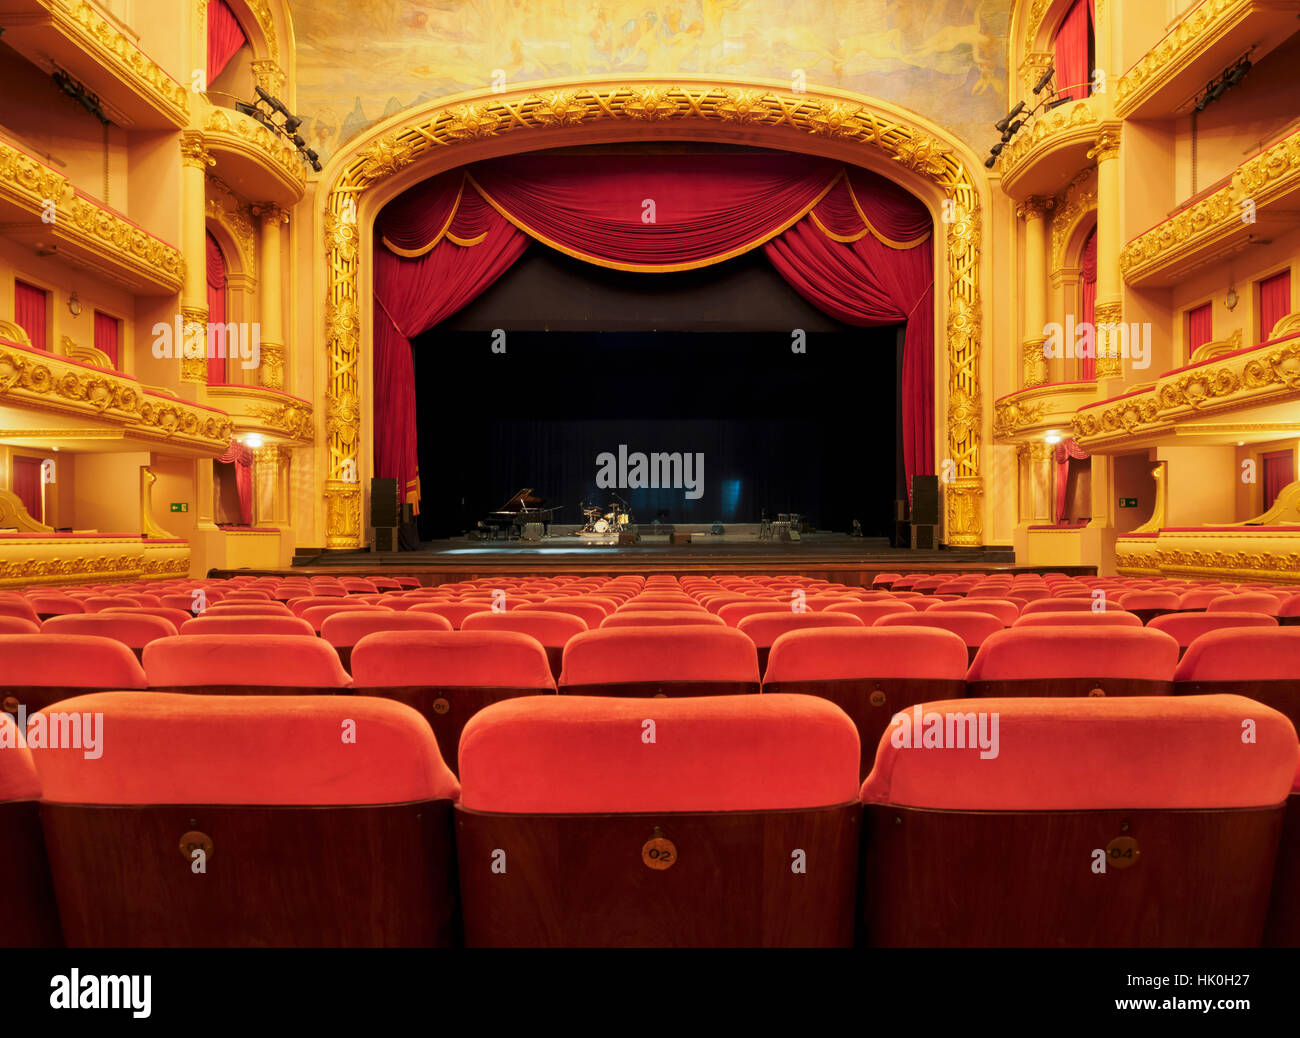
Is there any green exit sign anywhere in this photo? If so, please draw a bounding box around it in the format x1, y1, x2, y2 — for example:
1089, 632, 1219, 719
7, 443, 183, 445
170, 502, 190, 513
1118, 497, 1138, 508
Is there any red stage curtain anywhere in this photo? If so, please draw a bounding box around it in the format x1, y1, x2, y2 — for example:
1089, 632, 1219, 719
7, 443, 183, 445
94, 310, 119, 368
11, 456, 43, 524
1079, 227, 1097, 379
374, 155, 936, 509
218, 440, 254, 526
1260, 270, 1291, 341
1053, 0, 1094, 102
207, 0, 247, 85
374, 191, 529, 509
1263, 450, 1295, 511
206, 231, 227, 385
1187, 302, 1212, 358
14, 280, 48, 350
1054, 438, 1090, 523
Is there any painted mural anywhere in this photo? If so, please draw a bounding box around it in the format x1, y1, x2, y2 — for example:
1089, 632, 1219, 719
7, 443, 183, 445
287, 0, 1011, 161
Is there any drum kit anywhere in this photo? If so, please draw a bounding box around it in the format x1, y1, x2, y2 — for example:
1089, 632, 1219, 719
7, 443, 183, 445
581, 496, 633, 534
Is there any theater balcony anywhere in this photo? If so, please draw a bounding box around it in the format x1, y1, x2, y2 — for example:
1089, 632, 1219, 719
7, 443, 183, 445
201, 102, 306, 206
1070, 321, 1300, 452
994, 381, 1100, 443
0, 336, 234, 454
0, 132, 184, 294
1114, 0, 1300, 121
997, 96, 1110, 201
0, 0, 188, 129
1119, 121, 1300, 288
202, 384, 313, 444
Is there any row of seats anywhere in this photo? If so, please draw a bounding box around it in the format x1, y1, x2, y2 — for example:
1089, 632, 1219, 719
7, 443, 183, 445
2, 690, 1296, 947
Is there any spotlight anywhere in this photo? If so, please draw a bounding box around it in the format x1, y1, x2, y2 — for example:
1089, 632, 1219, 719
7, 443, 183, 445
283, 115, 302, 134
984, 153, 998, 169
989, 142, 1004, 156
1032, 66, 1056, 95
1225, 58, 1251, 87
304, 148, 319, 164
291, 134, 306, 148
995, 101, 1025, 134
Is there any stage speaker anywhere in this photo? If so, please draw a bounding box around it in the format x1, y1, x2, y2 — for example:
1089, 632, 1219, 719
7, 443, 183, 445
910, 524, 938, 551
911, 475, 940, 527
618, 531, 637, 546
894, 498, 909, 522
373, 526, 398, 552
370, 478, 400, 528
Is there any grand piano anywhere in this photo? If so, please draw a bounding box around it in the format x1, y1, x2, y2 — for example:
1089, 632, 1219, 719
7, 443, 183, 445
478, 488, 559, 540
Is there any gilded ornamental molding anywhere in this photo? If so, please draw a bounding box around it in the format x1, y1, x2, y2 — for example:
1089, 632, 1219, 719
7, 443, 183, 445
322, 78, 986, 548
1120, 125, 1300, 285
202, 105, 307, 201
1072, 331, 1300, 449
0, 133, 184, 294
203, 383, 313, 441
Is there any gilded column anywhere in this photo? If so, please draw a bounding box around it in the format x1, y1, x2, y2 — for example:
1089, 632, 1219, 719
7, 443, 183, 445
253, 204, 289, 390
1017, 196, 1053, 387
180, 132, 215, 384
1090, 125, 1123, 380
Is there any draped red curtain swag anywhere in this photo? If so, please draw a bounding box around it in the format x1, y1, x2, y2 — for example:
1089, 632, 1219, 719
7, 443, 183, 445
218, 440, 254, 527
207, 0, 247, 85
1054, 437, 1090, 524
373, 153, 936, 512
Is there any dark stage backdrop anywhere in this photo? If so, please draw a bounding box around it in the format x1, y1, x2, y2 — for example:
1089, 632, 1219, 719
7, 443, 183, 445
413, 328, 902, 539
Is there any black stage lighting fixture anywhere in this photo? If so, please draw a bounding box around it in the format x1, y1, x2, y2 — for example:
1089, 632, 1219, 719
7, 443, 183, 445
995, 101, 1025, 133
984, 153, 998, 169
1033, 66, 1056, 94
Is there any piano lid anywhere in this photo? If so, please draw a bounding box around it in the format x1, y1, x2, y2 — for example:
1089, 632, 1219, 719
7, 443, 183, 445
498, 488, 543, 512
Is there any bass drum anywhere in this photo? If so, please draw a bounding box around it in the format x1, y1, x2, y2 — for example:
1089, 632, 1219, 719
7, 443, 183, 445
593, 519, 610, 534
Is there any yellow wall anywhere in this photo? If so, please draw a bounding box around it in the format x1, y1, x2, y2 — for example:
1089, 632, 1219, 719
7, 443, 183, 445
72, 452, 150, 533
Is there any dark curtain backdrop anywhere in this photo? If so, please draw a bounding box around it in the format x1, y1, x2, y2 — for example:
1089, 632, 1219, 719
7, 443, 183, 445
11, 456, 43, 524
93, 310, 119, 369
414, 329, 900, 539
14, 281, 47, 351
375, 150, 935, 513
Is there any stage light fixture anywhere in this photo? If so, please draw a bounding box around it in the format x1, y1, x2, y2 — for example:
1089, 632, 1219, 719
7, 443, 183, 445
1032, 66, 1056, 95
989, 142, 1004, 156
984, 154, 997, 169
995, 101, 1025, 134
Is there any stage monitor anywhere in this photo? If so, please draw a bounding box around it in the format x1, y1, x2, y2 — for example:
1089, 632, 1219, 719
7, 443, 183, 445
911, 475, 940, 527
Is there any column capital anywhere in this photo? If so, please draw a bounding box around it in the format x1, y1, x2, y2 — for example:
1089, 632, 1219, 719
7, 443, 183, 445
180, 133, 214, 169
252, 203, 291, 225
1016, 195, 1056, 222
1089, 125, 1121, 164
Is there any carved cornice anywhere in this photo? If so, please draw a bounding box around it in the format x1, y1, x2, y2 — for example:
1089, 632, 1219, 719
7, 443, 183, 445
323, 78, 986, 548
202, 104, 306, 202
1120, 126, 1300, 286
1072, 331, 1300, 449
0, 341, 234, 450
0, 134, 184, 293
203, 384, 313, 441
1015, 195, 1055, 221
996, 99, 1101, 196
994, 380, 1099, 441
1116, 538, 1300, 583
0, 538, 190, 588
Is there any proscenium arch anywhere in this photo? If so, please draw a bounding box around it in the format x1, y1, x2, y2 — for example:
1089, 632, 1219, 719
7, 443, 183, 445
319, 75, 987, 549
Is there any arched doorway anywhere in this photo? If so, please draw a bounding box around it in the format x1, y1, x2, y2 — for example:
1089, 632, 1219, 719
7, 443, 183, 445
318, 76, 987, 548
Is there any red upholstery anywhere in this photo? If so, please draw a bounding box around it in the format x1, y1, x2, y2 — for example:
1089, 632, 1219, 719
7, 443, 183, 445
100, 606, 196, 630
1020, 597, 1106, 615
617, 600, 708, 613
409, 602, 500, 629
24, 595, 84, 617
1012, 610, 1142, 627
179, 615, 317, 637
763, 627, 968, 682
41, 613, 177, 648
927, 598, 1019, 626
715, 601, 788, 626
861, 695, 1298, 810
351, 630, 555, 689
1147, 611, 1279, 646
287, 595, 356, 617
824, 601, 919, 624
1116, 591, 1180, 611
461, 610, 587, 647
319, 610, 453, 648
967, 627, 1179, 681
874, 610, 1005, 648
0, 599, 40, 624
599, 611, 726, 628
143, 635, 352, 689
517, 601, 608, 627
301, 602, 390, 631
0, 712, 40, 801
1177, 589, 1227, 610
1206, 592, 1283, 616
559, 627, 760, 687
204, 603, 293, 617
459, 694, 859, 813
0, 634, 145, 688
31, 693, 458, 805
0, 615, 39, 634
1174, 627, 1300, 682
735, 610, 865, 648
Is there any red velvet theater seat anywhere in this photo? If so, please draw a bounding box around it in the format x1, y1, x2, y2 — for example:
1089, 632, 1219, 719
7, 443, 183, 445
319, 610, 453, 671
143, 635, 352, 694
559, 626, 760, 697
715, 601, 788, 627
1173, 628, 1300, 728
0, 633, 146, 716
455, 693, 860, 947
736, 611, 866, 674
179, 615, 318, 639
966, 627, 1178, 697
861, 695, 1298, 947
0, 597, 41, 624
203, 603, 294, 618
461, 610, 588, 681
1012, 610, 1142, 628
873, 610, 1004, 664
31, 693, 460, 947
824, 600, 919, 625
762, 627, 968, 780
1020, 597, 1109, 615
926, 598, 1020, 626
350, 629, 555, 774
1268, 761, 1300, 947
1146, 612, 1280, 662
0, 615, 40, 634
599, 610, 727, 628
41, 613, 178, 659
101, 605, 197, 630
0, 712, 61, 947
1114, 590, 1181, 624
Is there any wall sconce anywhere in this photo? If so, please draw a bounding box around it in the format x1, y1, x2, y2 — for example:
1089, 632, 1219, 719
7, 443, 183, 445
67, 291, 82, 316
1045, 432, 1062, 444
1225, 284, 1238, 311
